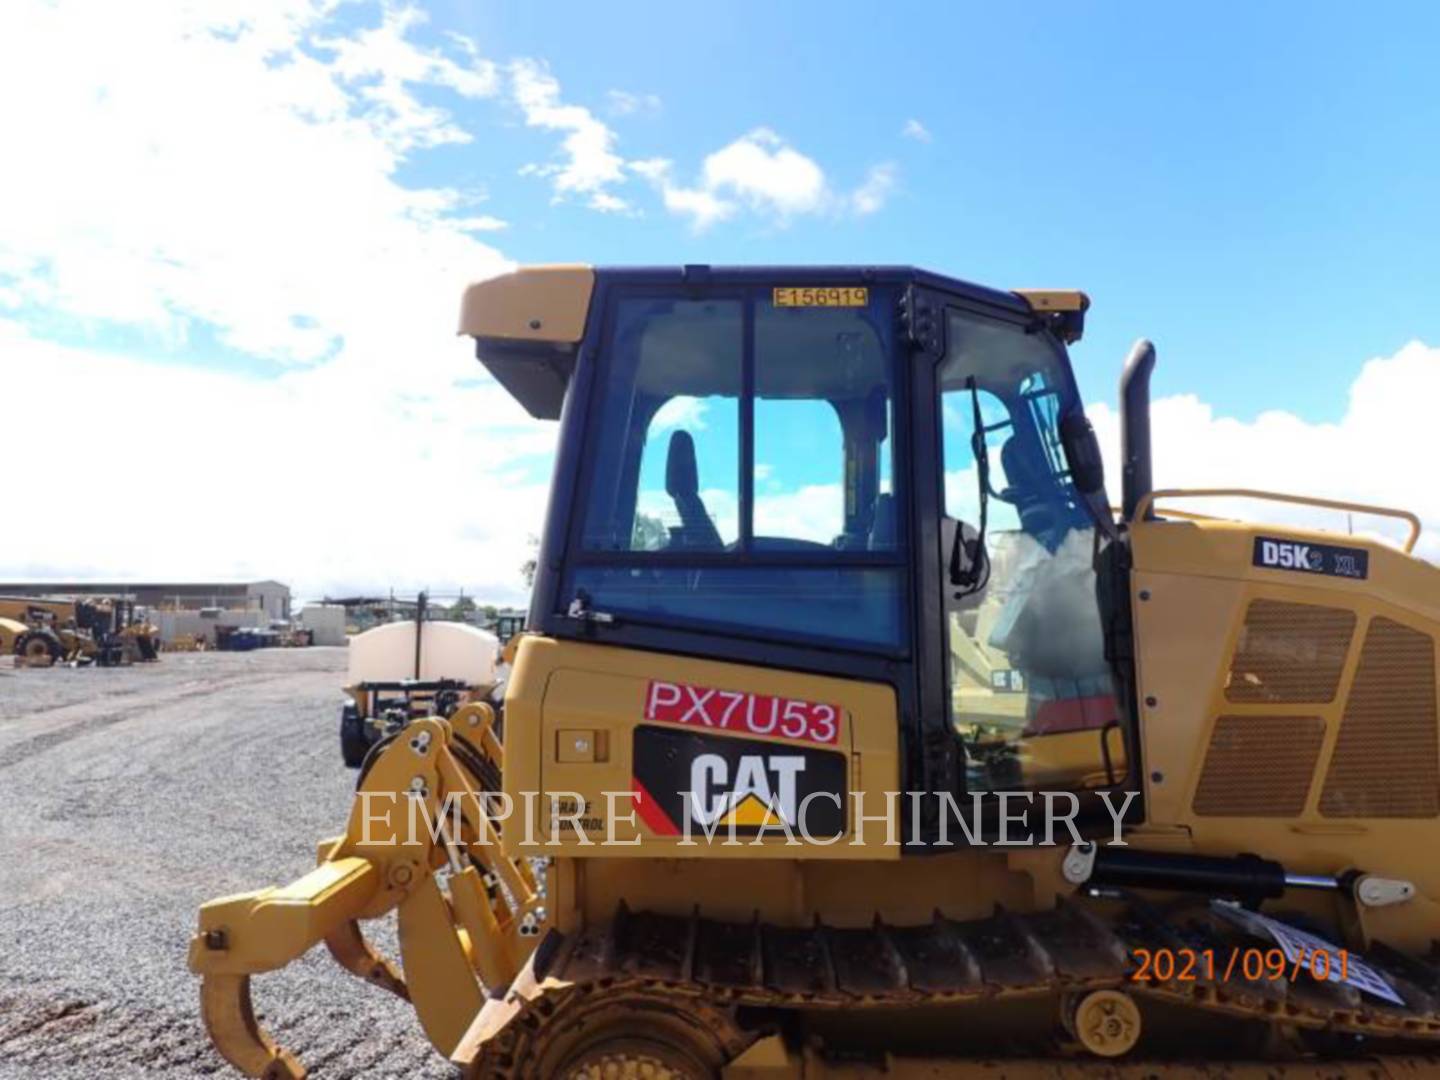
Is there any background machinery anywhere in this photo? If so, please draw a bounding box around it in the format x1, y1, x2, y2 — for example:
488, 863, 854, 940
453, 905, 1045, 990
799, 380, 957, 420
337, 592, 501, 767
0, 594, 160, 665
192, 266, 1440, 1077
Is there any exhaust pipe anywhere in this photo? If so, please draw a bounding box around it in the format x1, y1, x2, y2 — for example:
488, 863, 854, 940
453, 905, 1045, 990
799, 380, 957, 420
1119, 340, 1156, 521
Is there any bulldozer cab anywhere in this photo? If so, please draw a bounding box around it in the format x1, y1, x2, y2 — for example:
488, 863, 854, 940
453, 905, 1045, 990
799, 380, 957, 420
466, 266, 1136, 839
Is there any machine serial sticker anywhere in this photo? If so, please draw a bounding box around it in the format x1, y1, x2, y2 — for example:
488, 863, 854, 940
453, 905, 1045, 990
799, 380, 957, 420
1211, 901, 1403, 1005
1252, 536, 1368, 580
645, 679, 840, 746
772, 286, 868, 307
631, 726, 847, 839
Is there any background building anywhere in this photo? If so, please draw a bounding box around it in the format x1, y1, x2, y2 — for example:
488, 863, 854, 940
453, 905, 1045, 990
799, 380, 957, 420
0, 580, 291, 620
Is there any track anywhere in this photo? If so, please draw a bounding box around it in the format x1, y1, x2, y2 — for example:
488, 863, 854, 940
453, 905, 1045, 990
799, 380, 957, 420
0, 649, 452, 1079
470, 899, 1440, 1075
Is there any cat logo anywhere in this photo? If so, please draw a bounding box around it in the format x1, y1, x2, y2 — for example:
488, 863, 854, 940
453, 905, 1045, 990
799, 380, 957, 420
631, 726, 847, 839
689, 753, 806, 828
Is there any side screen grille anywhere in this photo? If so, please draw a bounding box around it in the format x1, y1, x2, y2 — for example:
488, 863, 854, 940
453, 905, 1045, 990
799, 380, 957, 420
1193, 716, 1325, 817
1226, 600, 1355, 704
1321, 617, 1439, 819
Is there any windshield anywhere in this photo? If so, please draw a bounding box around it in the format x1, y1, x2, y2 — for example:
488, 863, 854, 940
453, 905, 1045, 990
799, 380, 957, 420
939, 309, 1123, 793
571, 287, 906, 650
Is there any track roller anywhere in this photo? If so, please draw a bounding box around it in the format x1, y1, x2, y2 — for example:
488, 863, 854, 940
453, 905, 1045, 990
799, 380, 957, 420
1067, 989, 1142, 1058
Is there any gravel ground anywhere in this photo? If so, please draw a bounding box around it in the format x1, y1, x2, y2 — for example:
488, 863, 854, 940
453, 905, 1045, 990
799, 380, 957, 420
0, 648, 454, 1079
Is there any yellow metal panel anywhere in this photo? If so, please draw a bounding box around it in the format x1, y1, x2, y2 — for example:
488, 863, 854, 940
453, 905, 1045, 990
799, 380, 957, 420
1128, 514, 1440, 949
1013, 288, 1089, 313
189, 857, 380, 975
397, 874, 484, 1056
556, 728, 598, 763
457, 265, 594, 343
503, 636, 900, 860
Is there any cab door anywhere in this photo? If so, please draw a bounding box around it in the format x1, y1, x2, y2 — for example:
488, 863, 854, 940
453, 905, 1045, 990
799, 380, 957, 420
909, 285, 1137, 837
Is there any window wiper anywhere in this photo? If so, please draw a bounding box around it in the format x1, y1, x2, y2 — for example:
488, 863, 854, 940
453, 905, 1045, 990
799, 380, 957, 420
949, 376, 990, 597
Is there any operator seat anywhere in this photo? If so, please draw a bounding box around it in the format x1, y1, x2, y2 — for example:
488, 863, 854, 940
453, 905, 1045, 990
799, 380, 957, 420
665, 430, 723, 549
1000, 436, 1059, 542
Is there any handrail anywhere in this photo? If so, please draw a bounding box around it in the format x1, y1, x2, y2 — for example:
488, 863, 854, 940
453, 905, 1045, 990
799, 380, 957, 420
1131, 487, 1422, 554
1110, 503, 1222, 523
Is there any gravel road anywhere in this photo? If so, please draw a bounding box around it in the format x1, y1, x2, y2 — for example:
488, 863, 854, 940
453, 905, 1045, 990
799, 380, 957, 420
0, 648, 454, 1078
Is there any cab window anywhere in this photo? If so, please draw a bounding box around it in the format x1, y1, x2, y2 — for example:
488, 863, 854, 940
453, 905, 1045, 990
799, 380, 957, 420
939, 309, 1122, 792
573, 288, 905, 649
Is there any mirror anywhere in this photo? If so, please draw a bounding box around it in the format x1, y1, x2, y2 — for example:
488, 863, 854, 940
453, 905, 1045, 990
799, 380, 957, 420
1059, 412, 1105, 495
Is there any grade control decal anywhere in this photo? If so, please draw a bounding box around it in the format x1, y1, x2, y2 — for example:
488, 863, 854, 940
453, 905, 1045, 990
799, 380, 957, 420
645, 679, 841, 746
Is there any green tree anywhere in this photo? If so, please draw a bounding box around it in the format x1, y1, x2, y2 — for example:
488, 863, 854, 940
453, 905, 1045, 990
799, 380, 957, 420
631, 512, 668, 551
520, 534, 539, 588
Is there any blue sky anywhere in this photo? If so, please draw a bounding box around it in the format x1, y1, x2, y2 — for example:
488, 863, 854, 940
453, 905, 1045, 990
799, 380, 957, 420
422, 1, 1440, 419
3, 1, 1439, 600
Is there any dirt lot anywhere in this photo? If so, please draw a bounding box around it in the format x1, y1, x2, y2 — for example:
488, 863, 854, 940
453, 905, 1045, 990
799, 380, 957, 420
0, 648, 453, 1078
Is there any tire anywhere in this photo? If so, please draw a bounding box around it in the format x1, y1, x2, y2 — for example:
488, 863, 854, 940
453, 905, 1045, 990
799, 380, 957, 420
340, 704, 370, 768
14, 630, 62, 664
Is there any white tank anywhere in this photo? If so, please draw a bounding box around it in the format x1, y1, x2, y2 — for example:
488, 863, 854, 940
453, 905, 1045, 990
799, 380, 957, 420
347, 621, 498, 685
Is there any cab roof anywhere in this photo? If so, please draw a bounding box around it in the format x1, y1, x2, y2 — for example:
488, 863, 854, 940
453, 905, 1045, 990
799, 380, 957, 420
458, 265, 1088, 419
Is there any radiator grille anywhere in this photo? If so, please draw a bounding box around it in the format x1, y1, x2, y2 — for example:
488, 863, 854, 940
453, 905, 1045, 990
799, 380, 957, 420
1193, 715, 1325, 817
1226, 600, 1355, 704
1320, 617, 1439, 819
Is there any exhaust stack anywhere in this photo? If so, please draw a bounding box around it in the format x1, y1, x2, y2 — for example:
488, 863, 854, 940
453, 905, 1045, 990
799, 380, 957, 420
1120, 340, 1156, 521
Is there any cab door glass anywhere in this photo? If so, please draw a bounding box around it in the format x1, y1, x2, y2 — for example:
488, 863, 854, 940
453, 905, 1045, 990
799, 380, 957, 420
939, 309, 1123, 793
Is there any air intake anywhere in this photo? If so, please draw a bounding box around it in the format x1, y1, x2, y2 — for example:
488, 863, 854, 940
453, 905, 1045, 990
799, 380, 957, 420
1321, 617, 1439, 818
1226, 600, 1355, 704
1194, 715, 1325, 817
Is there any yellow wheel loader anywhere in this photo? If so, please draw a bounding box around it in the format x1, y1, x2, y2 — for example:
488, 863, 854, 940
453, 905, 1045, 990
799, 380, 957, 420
191, 266, 1440, 1077
0, 595, 160, 665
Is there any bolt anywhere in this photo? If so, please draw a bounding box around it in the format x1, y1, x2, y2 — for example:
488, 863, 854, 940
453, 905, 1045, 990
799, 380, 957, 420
528, 318, 542, 330
1151, 770, 1164, 784
1145, 695, 1157, 708
1139, 589, 1151, 601
389, 864, 414, 887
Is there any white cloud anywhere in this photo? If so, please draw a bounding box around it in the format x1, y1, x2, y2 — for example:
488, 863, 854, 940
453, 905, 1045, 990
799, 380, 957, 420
701, 128, 828, 216
902, 118, 932, 143
1085, 340, 1440, 559
453, 215, 509, 232
635, 130, 896, 231
0, 0, 550, 603
649, 396, 710, 433
0, 0, 508, 365
316, 4, 499, 151
607, 89, 662, 117
510, 59, 629, 212
1, 320, 553, 603
508, 70, 891, 230
755, 484, 844, 543
851, 163, 897, 215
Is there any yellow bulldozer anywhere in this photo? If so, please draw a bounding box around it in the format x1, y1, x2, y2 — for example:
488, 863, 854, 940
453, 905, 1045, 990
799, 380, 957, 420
191, 266, 1440, 1077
